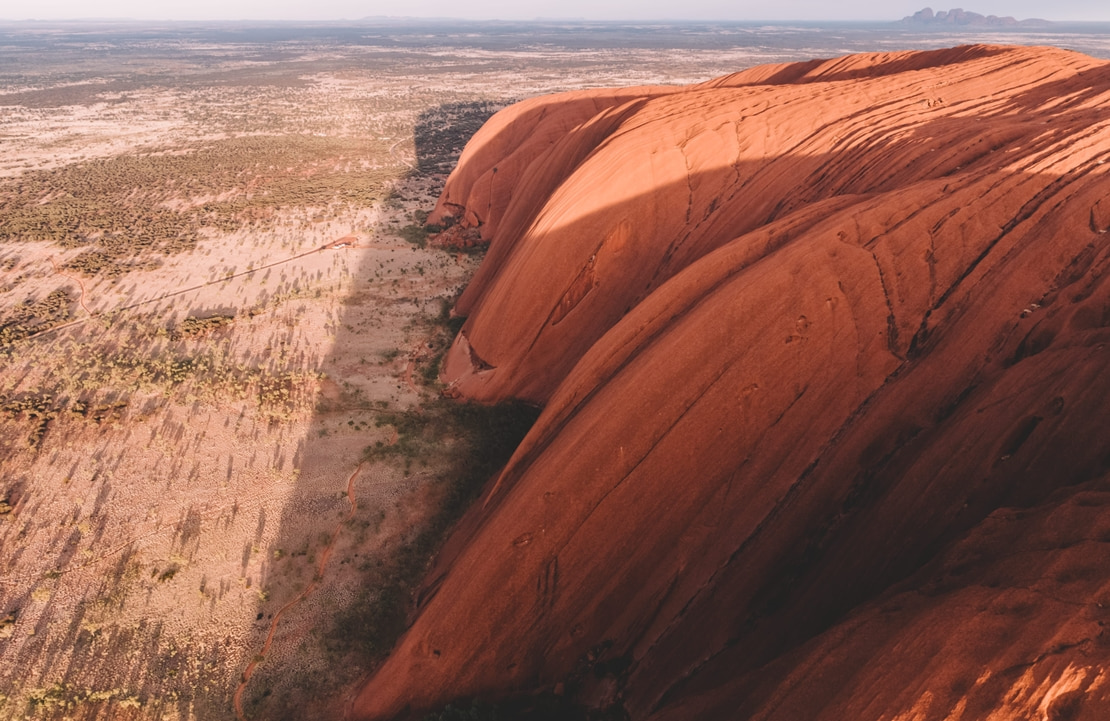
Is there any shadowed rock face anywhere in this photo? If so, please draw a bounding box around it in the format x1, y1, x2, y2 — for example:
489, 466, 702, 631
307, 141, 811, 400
352, 45, 1110, 720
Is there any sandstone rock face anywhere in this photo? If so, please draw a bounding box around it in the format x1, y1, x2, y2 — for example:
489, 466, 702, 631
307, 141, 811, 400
352, 45, 1110, 720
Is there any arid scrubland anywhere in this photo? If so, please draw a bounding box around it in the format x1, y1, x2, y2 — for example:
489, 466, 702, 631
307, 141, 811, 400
0, 21, 782, 721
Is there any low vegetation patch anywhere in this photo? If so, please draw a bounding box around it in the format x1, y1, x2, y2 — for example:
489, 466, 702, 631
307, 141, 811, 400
0, 288, 73, 345
320, 294, 539, 674
326, 397, 539, 664
175, 313, 235, 338
0, 321, 319, 450
0, 135, 396, 278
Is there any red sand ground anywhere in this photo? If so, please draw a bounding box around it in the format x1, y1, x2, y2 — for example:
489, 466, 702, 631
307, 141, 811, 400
352, 45, 1110, 720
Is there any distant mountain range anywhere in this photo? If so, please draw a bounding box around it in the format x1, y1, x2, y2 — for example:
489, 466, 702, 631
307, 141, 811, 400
902, 7, 1052, 27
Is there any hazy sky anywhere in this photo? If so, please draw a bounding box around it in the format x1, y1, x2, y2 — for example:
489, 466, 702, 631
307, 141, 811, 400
6, 1, 1110, 22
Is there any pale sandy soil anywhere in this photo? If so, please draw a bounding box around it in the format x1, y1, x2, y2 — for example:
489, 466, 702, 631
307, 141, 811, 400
0, 31, 615, 720
0, 166, 480, 719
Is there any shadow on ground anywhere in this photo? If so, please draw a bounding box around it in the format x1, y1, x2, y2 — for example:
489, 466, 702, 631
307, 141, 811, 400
235, 98, 541, 721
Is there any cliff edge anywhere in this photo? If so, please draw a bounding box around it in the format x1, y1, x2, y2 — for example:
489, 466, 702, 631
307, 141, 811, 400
352, 44, 1110, 720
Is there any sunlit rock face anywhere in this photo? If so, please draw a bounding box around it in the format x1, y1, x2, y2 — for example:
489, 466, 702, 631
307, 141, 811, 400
353, 45, 1110, 720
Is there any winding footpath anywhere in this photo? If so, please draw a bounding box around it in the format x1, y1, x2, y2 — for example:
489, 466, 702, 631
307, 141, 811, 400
48, 255, 94, 316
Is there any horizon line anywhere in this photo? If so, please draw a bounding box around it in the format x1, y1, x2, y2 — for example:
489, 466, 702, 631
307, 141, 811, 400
5, 15, 1105, 25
